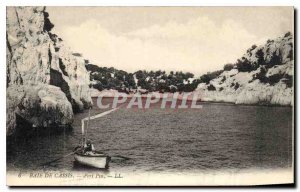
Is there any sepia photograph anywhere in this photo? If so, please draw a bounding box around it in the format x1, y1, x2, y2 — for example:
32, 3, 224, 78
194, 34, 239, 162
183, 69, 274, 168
6, 6, 294, 186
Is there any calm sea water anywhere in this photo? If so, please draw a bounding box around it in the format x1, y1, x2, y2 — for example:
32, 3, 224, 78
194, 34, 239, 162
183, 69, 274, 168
7, 101, 293, 173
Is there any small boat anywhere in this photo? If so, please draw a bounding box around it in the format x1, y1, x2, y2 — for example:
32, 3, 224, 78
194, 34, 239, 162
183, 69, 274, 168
74, 151, 110, 169
74, 91, 117, 169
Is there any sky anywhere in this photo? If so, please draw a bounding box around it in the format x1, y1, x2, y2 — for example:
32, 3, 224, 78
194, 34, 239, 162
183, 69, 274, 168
47, 7, 293, 76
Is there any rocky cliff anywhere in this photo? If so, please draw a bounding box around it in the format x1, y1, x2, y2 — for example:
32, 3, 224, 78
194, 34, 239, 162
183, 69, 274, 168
196, 32, 293, 106
6, 7, 91, 135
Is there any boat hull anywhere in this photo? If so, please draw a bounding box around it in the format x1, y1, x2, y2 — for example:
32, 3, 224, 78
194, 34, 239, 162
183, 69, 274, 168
74, 153, 110, 169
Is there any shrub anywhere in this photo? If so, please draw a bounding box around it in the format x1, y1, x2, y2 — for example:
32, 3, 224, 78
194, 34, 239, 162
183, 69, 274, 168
221, 76, 226, 83
287, 44, 293, 60
236, 58, 257, 72
234, 83, 240, 90
169, 85, 178, 93
93, 83, 104, 91
253, 67, 268, 83
253, 67, 287, 86
43, 11, 54, 32
255, 49, 265, 65
268, 74, 284, 85
72, 53, 82, 57
199, 70, 224, 84
284, 32, 292, 38
199, 74, 211, 84
267, 52, 282, 67
207, 84, 216, 91
282, 74, 293, 88
247, 45, 257, 56
85, 64, 100, 72
251, 44, 257, 50
223, 63, 234, 71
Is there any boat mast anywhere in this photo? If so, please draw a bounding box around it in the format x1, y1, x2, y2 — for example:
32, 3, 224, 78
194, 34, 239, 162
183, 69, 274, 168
82, 81, 92, 146
86, 103, 91, 143
86, 82, 92, 144
81, 120, 85, 146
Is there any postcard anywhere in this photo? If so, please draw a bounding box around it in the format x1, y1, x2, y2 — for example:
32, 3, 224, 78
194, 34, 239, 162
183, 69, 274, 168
6, 6, 294, 186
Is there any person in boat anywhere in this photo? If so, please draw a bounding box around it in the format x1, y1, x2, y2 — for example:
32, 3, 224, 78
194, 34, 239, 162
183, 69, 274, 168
73, 139, 96, 154
83, 139, 95, 154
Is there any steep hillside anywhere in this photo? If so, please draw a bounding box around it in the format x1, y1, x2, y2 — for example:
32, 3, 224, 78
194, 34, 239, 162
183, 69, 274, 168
6, 7, 91, 135
196, 32, 293, 106
87, 32, 293, 106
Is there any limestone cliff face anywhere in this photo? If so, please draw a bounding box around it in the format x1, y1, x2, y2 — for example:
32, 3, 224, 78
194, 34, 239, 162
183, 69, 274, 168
6, 7, 91, 135
196, 32, 294, 106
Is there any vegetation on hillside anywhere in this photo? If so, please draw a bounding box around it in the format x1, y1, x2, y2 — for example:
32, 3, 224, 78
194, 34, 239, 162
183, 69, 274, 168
85, 32, 293, 93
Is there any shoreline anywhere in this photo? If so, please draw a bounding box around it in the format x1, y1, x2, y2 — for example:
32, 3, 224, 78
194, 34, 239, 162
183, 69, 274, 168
91, 92, 293, 108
